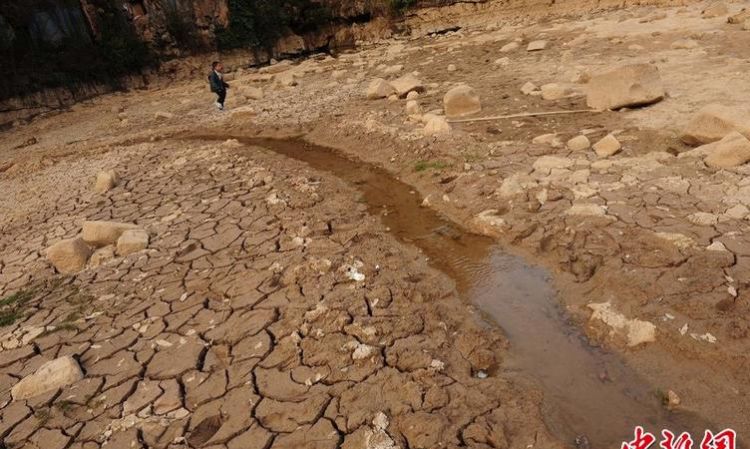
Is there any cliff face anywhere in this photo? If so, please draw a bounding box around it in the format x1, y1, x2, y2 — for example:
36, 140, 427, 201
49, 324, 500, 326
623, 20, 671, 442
1, 0, 689, 125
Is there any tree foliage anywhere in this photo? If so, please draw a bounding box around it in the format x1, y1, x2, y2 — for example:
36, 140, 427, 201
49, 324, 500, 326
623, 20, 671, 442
0, 0, 152, 101
216, 0, 331, 51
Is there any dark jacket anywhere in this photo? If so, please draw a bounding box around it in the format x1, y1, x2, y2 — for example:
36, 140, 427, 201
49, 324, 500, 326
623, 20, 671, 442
209, 71, 229, 93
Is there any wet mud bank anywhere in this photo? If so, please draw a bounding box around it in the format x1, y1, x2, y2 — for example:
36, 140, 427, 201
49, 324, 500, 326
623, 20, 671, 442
181, 133, 710, 448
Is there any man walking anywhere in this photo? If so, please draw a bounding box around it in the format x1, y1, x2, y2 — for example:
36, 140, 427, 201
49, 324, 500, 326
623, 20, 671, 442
209, 61, 229, 110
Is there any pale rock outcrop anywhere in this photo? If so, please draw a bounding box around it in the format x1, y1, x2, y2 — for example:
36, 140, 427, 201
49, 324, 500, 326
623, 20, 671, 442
586, 64, 665, 110
443, 85, 481, 118
46, 237, 92, 274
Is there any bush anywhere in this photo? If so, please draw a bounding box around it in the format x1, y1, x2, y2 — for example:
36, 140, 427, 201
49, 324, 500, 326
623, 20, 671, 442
161, 0, 201, 50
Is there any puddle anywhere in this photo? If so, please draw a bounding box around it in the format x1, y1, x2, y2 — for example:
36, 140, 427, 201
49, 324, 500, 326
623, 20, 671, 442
185, 134, 708, 448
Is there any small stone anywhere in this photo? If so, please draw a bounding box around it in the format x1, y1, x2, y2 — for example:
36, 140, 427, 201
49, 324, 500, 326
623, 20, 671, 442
116, 229, 149, 256
728, 8, 750, 23
567, 135, 591, 151
532, 134, 564, 148
702, 2, 728, 18
527, 40, 548, 51
366, 78, 396, 100
88, 245, 116, 268
46, 237, 92, 274
274, 72, 297, 87
383, 64, 403, 75
11, 356, 83, 401
593, 134, 622, 157
406, 91, 420, 100
688, 212, 719, 226
725, 204, 749, 219
533, 155, 573, 171
500, 41, 520, 52
94, 170, 119, 193
406, 100, 421, 116
671, 39, 699, 50
520, 81, 538, 95
443, 85, 481, 118
566, 204, 607, 217
707, 241, 728, 252
666, 390, 681, 408
242, 86, 264, 100
541, 83, 570, 100
424, 116, 451, 136
154, 111, 174, 120
493, 57, 510, 66
82, 221, 138, 247
447, 64, 457, 72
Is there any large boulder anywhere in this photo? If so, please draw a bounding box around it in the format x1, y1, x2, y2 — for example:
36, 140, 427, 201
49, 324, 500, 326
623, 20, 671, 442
680, 104, 750, 145
11, 356, 84, 401
443, 85, 481, 118
700, 132, 750, 168
366, 78, 396, 100
82, 221, 138, 247
390, 74, 424, 98
46, 237, 91, 274
586, 64, 665, 110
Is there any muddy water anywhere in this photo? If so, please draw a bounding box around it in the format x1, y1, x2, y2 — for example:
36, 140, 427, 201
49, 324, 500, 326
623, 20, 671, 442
189, 134, 707, 448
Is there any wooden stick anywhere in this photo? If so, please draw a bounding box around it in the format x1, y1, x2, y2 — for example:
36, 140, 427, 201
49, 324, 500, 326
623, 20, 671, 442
447, 109, 598, 123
